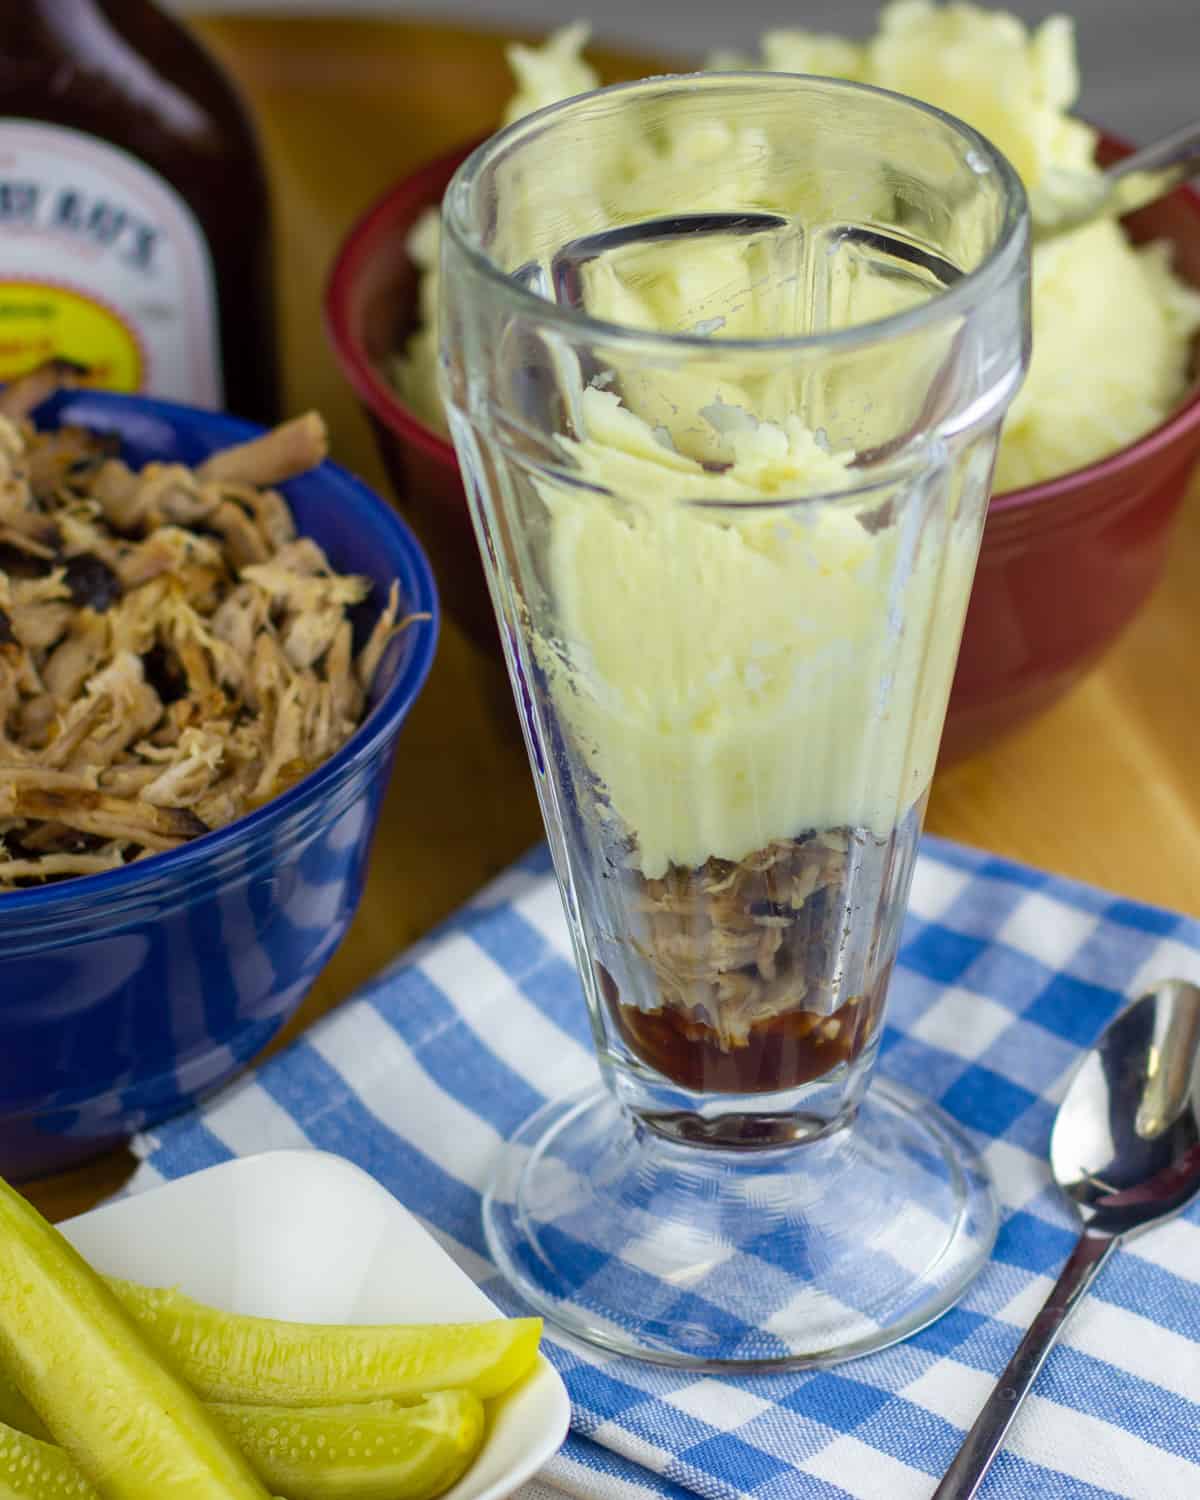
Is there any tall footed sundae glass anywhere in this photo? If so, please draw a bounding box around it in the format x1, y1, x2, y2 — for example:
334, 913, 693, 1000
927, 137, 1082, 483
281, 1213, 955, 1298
440, 72, 1030, 1367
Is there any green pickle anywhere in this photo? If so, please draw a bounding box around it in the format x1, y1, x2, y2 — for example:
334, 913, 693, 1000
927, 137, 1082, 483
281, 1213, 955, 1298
211, 1392, 485, 1500
0, 1175, 536, 1497
107, 1281, 542, 1404
0, 1420, 95, 1498
0, 1391, 484, 1500
0, 1178, 271, 1500
0, 1376, 48, 1442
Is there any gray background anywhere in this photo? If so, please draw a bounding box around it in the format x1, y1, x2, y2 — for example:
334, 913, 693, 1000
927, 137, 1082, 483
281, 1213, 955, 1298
171, 1, 1198, 145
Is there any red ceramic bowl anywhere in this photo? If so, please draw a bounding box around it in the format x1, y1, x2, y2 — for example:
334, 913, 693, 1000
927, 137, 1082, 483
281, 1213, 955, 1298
326, 135, 1200, 761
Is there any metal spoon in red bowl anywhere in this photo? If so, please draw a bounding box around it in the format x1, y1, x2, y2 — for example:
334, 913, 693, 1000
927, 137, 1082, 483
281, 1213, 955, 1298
1033, 117, 1200, 239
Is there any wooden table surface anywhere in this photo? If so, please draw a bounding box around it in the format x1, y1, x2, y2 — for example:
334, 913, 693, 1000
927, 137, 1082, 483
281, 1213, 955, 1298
23, 14, 1200, 1223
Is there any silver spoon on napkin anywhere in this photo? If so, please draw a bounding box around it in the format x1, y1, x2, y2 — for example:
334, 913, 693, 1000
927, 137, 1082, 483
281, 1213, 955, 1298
933, 979, 1200, 1500
1032, 118, 1200, 241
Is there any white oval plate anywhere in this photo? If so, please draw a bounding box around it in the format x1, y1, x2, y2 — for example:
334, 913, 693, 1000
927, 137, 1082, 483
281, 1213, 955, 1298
60, 1150, 571, 1500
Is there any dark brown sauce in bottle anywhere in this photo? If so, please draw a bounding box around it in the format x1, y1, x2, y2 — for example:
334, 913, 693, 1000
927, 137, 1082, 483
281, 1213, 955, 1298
0, 0, 277, 423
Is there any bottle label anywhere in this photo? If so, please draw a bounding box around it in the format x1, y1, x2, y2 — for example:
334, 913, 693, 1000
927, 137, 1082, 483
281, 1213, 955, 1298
0, 119, 222, 406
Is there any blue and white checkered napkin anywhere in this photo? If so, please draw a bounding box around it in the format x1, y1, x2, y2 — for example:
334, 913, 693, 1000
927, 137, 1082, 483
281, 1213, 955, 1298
130, 837, 1200, 1500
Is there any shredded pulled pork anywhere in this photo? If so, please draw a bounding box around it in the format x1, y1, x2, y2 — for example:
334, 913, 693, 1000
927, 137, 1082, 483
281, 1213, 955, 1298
0, 366, 422, 890
631, 832, 852, 1050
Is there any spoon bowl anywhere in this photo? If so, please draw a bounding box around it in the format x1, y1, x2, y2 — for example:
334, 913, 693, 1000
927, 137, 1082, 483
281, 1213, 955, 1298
1052, 978, 1200, 1237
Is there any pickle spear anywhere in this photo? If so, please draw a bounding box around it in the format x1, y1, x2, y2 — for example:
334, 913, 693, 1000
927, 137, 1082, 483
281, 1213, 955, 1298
0, 1373, 48, 1442
0, 1177, 272, 1500
0, 1418, 94, 1499
211, 1391, 485, 1500
107, 1280, 542, 1405
0, 1392, 484, 1500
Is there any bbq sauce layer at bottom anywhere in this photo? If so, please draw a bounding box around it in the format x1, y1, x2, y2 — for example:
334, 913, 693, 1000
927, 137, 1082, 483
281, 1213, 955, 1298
614, 974, 886, 1094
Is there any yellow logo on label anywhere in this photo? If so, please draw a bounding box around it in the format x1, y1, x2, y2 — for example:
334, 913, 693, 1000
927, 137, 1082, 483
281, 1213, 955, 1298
0, 281, 143, 390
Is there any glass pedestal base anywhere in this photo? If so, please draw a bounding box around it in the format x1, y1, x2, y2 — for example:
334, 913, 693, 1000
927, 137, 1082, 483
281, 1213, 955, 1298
482, 1079, 998, 1370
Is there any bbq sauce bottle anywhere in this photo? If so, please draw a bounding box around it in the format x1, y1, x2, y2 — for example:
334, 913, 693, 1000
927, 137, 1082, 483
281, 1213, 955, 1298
0, 0, 278, 424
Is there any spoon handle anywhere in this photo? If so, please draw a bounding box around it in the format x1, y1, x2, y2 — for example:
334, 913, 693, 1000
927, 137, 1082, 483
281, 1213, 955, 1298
1107, 118, 1200, 189
931, 1230, 1116, 1500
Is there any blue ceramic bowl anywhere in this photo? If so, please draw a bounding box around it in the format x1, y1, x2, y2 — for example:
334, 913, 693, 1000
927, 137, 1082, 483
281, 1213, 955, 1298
0, 391, 439, 1181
